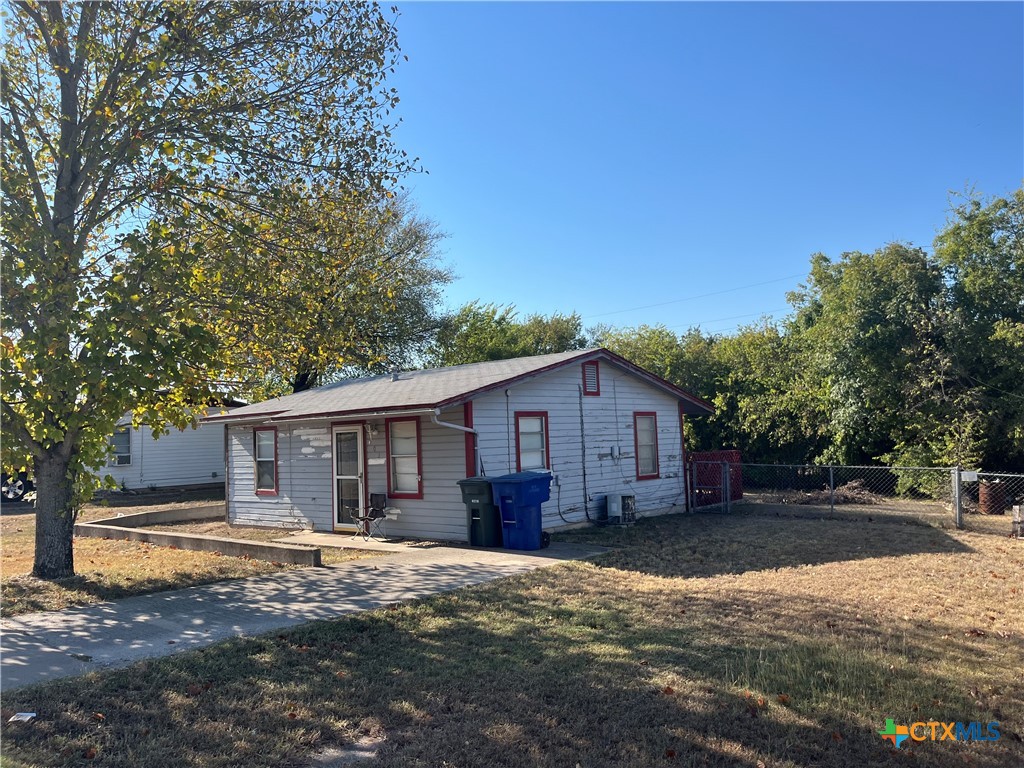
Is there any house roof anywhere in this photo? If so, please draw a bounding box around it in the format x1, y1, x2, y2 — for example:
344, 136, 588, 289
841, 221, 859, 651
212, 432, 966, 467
205, 348, 714, 424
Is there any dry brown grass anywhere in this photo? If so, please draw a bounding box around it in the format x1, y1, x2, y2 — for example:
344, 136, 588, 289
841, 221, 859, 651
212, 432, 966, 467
2, 506, 1022, 768
0, 503, 370, 617
741, 493, 1014, 537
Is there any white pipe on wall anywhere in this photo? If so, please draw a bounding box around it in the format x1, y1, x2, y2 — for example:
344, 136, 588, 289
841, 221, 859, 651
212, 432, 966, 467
431, 408, 480, 476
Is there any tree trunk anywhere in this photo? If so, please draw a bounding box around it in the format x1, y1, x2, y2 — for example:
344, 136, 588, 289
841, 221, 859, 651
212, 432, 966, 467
291, 366, 318, 393
32, 452, 77, 579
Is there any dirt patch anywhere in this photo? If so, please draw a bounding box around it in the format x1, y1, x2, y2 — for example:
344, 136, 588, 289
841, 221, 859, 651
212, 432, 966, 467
144, 520, 288, 542
765, 478, 886, 505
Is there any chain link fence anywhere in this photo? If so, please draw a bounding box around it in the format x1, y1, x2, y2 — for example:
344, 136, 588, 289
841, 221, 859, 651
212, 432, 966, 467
689, 462, 1024, 535
735, 464, 956, 526
958, 471, 1024, 537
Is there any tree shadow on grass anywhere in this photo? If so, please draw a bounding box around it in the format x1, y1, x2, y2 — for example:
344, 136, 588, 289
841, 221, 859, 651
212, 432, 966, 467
1, 566, 278, 618
558, 509, 974, 579
2, 578, 1018, 768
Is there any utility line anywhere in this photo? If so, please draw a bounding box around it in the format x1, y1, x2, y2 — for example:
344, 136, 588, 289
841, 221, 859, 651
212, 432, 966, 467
662, 307, 790, 332
582, 273, 805, 319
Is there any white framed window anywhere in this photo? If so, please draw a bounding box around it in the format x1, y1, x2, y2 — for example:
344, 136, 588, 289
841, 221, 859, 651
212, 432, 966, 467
254, 427, 278, 494
515, 411, 549, 471
386, 417, 422, 498
109, 427, 131, 466
634, 412, 659, 479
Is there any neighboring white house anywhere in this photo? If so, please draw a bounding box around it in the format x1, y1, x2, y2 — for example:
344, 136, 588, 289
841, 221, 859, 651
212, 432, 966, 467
205, 349, 714, 541
105, 410, 236, 490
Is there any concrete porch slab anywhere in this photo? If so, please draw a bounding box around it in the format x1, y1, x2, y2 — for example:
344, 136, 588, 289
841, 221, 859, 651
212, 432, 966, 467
273, 531, 424, 552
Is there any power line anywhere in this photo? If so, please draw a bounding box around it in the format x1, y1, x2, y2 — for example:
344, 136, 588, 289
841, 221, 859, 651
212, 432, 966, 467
662, 307, 790, 332
582, 273, 805, 320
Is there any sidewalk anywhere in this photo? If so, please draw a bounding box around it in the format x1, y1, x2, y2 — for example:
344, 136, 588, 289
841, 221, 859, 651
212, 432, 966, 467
0, 542, 605, 692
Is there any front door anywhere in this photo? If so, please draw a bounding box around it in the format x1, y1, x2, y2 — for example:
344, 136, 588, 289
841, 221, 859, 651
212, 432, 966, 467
332, 426, 364, 531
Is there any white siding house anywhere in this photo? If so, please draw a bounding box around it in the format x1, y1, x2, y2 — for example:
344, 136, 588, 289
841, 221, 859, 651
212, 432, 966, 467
473, 363, 689, 529
208, 349, 713, 541
104, 415, 233, 490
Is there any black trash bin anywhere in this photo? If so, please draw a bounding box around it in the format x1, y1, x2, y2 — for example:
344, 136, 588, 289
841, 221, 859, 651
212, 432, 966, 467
457, 477, 503, 547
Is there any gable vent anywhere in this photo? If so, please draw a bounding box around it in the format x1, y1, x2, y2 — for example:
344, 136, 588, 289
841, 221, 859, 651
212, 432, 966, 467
582, 361, 600, 396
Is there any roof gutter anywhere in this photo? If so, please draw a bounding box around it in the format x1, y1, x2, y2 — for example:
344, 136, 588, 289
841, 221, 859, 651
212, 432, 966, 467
431, 408, 479, 475
430, 408, 476, 436
207, 407, 440, 428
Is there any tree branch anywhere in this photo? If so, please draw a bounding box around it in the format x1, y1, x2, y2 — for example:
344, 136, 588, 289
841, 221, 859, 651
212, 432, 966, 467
0, 85, 55, 236
72, 2, 99, 82
1, 399, 44, 460
13, 1, 57, 67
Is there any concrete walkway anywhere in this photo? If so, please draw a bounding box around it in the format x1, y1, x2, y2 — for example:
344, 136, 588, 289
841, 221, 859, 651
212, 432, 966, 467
275, 530, 420, 553
0, 542, 605, 692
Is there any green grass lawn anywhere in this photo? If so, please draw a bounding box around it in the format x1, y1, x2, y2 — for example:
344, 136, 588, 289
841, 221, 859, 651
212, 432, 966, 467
2, 507, 1021, 767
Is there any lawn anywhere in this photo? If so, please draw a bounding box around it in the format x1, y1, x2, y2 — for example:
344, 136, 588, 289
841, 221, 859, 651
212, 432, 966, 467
3, 505, 1021, 767
1, 501, 370, 617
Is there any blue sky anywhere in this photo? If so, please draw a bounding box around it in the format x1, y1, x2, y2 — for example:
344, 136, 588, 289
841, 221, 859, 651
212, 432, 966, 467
389, 2, 1023, 335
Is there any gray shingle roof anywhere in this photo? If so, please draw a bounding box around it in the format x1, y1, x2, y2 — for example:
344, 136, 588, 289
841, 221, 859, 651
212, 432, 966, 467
206, 348, 712, 423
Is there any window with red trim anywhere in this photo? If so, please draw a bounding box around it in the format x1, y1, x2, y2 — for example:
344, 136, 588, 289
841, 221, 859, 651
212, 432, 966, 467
515, 411, 550, 471
634, 412, 659, 480
582, 361, 600, 396
254, 427, 278, 494
386, 417, 422, 498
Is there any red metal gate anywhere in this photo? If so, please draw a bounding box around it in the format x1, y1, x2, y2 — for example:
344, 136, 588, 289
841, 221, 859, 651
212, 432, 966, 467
687, 450, 743, 508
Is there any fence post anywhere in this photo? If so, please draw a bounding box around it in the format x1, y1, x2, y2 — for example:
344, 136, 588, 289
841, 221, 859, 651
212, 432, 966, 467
722, 461, 731, 513
829, 465, 835, 515
689, 462, 695, 511
952, 466, 963, 529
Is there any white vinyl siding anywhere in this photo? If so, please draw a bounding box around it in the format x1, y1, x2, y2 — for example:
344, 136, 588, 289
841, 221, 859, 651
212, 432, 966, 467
109, 428, 131, 466
473, 361, 687, 530
227, 411, 470, 541
103, 414, 232, 490
227, 421, 334, 531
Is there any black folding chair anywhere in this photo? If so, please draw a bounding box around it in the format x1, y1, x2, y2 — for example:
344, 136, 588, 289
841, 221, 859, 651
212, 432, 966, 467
349, 493, 391, 541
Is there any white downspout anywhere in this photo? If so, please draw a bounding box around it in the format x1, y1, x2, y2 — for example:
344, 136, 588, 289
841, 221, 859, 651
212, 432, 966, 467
431, 408, 480, 475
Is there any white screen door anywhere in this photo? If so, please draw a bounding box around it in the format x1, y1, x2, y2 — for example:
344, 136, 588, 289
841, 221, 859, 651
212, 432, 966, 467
333, 426, 364, 530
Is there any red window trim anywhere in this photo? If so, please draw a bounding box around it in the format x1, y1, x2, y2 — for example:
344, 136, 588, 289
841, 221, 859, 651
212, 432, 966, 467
514, 411, 551, 472
254, 426, 279, 496
633, 412, 660, 480
385, 415, 423, 499
582, 360, 601, 396
464, 402, 476, 478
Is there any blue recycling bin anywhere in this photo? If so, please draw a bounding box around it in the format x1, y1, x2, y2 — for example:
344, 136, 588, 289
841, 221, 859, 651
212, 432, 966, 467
489, 472, 552, 551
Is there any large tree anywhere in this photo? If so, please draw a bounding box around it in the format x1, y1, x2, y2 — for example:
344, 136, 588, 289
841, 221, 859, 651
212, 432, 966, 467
932, 188, 1024, 469
427, 302, 589, 368
204, 189, 450, 401
789, 245, 949, 464
596, 322, 826, 462
1, 1, 412, 578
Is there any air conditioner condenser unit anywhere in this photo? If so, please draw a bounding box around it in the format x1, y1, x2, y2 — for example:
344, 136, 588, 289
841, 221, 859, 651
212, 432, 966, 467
606, 493, 636, 525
